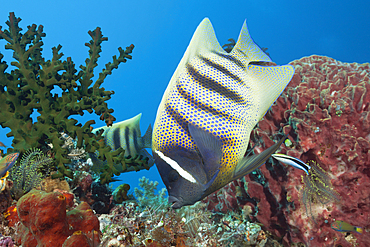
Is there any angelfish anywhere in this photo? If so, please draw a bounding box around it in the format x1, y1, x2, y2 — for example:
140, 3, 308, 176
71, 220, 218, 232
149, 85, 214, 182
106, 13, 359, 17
91, 113, 154, 172
152, 18, 295, 209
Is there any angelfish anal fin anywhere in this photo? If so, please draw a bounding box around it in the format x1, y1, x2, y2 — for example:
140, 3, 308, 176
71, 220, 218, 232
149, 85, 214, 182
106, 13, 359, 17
188, 123, 222, 181
232, 135, 287, 180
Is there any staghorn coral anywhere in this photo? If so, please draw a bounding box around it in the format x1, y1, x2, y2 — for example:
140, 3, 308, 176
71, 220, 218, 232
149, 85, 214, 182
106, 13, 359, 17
0, 12, 136, 182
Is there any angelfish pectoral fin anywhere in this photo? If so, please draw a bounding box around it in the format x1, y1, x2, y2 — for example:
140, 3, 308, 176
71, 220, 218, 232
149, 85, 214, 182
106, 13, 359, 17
232, 135, 287, 180
204, 169, 219, 188
188, 123, 222, 177
272, 154, 311, 175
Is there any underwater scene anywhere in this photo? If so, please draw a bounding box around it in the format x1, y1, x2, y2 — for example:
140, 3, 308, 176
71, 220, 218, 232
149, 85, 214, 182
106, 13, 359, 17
0, 1, 369, 247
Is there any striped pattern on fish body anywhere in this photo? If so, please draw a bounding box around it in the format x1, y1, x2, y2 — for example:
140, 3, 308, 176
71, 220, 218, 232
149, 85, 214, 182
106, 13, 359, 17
91, 113, 154, 174
153, 18, 294, 208
94, 113, 152, 158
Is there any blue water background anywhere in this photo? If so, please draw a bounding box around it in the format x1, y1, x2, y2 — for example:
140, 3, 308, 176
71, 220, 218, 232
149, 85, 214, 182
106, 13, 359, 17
0, 0, 369, 192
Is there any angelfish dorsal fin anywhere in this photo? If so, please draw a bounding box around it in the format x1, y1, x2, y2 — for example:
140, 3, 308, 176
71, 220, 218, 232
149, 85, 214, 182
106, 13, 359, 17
233, 136, 287, 180
156, 19, 225, 122
231, 20, 272, 63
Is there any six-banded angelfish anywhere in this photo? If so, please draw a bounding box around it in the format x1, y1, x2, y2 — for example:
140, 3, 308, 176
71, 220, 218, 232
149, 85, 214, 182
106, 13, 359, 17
272, 153, 311, 175
91, 113, 154, 172
0, 152, 20, 191
152, 18, 295, 209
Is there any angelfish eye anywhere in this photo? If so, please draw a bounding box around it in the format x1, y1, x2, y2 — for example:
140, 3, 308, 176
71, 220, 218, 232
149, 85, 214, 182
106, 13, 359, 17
169, 170, 179, 182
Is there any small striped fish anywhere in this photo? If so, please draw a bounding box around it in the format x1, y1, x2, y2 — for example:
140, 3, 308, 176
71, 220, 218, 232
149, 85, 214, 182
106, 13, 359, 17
152, 18, 295, 208
91, 113, 154, 172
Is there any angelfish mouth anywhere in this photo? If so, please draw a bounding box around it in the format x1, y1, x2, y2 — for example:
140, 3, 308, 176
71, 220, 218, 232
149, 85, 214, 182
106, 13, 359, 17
168, 196, 182, 209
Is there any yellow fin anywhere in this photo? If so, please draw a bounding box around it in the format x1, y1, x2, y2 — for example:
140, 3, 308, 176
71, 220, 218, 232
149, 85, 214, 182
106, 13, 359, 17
356, 227, 363, 234
156, 18, 225, 120
248, 64, 295, 120
231, 20, 272, 63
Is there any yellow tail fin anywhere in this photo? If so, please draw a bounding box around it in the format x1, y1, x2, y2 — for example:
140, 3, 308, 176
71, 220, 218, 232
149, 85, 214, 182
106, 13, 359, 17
355, 227, 363, 234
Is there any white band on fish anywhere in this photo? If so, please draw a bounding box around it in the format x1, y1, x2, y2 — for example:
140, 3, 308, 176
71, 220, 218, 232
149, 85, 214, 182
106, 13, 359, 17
272, 153, 311, 175
154, 150, 197, 183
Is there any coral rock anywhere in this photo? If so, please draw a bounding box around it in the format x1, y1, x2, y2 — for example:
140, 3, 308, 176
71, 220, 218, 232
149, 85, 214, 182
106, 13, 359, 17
62, 231, 99, 247
15, 189, 101, 247
3, 205, 19, 227
0, 180, 12, 214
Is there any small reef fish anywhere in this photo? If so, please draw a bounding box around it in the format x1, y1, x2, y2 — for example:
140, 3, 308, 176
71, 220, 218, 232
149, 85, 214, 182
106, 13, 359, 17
272, 154, 340, 222
91, 113, 154, 171
0, 152, 20, 191
152, 18, 295, 208
272, 153, 311, 175
331, 220, 363, 234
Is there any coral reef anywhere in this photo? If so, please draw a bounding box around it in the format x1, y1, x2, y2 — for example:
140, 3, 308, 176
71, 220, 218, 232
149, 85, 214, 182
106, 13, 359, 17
99, 180, 269, 247
38, 176, 71, 193
203, 55, 370, 246
73, 173, 114, 214
3, 205, 18, 227
8, 148, 53, 199
112, 183, 130, 204
15, 189, 100, 247
0, 12, 135, 181
0, 236, 14, 247
0, 180, 13, 214
134, 176, 168, 209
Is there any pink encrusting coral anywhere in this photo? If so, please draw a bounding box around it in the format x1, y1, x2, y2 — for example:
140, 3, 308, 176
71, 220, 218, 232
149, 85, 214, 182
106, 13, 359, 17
203, 55, 370, 246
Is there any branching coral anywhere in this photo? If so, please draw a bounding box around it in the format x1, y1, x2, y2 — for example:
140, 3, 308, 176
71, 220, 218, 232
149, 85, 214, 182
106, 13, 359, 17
134, 176, 169, 209
0, 12, 135, 182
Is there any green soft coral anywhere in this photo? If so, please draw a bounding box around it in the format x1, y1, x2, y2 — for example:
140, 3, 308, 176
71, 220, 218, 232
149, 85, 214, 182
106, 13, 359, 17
0, 12, 134, 181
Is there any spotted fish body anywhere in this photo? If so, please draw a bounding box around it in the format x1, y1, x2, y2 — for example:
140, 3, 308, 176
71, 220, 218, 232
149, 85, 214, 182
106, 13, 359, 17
91, 113, 154, 172
152, 18, 295, 208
